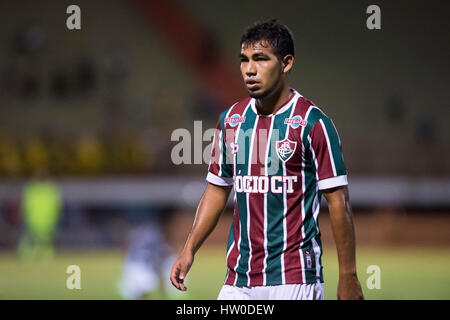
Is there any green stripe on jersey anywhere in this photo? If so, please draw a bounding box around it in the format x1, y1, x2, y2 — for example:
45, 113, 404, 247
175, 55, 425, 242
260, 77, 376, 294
302, 150, 320, 283
226, 217, 235, 255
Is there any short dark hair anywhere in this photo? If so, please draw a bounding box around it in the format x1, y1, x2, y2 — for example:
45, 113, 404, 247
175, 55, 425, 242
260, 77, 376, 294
240, 19, 295, 60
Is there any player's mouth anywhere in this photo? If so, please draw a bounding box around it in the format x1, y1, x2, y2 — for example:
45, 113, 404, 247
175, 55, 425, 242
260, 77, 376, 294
245, 80, 260, 90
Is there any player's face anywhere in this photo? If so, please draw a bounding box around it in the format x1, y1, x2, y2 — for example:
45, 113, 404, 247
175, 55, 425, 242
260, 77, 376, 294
240, 41, 283, 99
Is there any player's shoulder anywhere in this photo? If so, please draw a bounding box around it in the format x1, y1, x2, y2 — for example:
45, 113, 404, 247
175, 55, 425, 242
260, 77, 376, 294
217, 96, 253, 126
293, 94, 331, 128
222, 96, 252, 117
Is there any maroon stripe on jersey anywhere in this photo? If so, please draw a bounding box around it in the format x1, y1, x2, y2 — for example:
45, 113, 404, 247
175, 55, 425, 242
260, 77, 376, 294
283, 161, 304, 284
225, 198, 240, 285
282, 98, 311, 284
208, 120, 222, 176
248, 116, 271, 286
309, 121, 334, 180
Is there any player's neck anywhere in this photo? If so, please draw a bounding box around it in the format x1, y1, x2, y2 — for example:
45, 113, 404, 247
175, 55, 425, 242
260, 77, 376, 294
255, 85, 293, 116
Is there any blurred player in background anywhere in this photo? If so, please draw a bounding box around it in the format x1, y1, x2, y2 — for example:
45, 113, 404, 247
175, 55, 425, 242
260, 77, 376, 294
119, 207, 181, 299
17, 167, 62, 260
171, 19, 364, 300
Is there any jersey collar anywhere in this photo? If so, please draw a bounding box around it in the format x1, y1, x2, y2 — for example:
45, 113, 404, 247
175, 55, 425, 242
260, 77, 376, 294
250, 88, 301, 117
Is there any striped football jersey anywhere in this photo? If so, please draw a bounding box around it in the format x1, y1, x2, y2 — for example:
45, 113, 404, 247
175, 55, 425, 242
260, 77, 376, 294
207, 89, 347, 286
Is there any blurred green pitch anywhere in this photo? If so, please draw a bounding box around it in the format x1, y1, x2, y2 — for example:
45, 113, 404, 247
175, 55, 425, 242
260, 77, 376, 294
0, 246, 449, 300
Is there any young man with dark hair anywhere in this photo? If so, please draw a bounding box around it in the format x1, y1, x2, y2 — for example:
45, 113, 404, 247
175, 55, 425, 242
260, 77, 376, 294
170, 19, 364, 300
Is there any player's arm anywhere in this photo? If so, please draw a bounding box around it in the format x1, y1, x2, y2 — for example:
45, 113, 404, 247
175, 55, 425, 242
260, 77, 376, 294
322, 185, 364, 300
170, 182, 232, 291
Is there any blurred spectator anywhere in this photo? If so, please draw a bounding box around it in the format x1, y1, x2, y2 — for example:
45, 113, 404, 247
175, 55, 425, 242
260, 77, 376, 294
0, 196, 21, 248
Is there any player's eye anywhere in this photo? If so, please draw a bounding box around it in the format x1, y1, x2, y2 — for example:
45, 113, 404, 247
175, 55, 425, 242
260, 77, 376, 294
254, 56, 269, 61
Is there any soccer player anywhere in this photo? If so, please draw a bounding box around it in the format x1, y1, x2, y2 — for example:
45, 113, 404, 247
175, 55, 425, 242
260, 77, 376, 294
18, 168, 62, 260
119, 221, 180, 300
170, 19, 364, 300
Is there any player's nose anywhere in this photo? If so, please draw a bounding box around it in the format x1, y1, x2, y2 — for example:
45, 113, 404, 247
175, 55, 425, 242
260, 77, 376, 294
246, 60, 257, 76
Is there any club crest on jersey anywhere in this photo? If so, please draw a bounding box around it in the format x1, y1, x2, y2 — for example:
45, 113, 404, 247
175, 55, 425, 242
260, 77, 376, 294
276, 139, 297, 162
284, 115, 307, 129
224, 114, 246, 127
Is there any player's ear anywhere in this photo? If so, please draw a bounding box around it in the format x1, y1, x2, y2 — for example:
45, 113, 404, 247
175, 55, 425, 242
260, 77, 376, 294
281, 54, 294, 74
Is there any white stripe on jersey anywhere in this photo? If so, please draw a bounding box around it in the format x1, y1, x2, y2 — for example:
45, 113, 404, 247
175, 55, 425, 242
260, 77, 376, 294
245, 104, 260, 286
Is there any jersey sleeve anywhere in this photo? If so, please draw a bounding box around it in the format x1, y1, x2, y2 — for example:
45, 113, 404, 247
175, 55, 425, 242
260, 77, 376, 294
206, 116, 234, 186
308, 116, 348, 190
